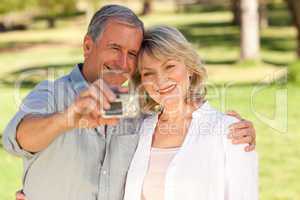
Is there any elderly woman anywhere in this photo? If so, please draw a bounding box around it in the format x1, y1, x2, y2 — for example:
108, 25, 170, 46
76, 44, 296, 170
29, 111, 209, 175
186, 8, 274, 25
124, 26, 258, 200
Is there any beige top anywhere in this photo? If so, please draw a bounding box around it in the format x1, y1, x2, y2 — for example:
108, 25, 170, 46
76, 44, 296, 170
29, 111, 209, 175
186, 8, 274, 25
142, 147, 180, 200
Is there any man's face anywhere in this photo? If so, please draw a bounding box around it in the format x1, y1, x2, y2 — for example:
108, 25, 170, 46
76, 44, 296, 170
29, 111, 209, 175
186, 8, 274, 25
83, 20, 143, 87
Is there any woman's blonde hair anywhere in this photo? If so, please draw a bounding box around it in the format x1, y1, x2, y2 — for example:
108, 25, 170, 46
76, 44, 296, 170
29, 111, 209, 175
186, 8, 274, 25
133, 25, 207, 113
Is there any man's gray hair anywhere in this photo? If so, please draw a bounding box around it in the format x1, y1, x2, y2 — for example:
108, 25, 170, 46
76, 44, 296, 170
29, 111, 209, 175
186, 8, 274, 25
87, 4, 144, 41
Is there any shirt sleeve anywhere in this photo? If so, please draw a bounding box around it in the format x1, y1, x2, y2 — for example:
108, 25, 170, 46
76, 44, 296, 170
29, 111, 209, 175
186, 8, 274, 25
224, 116, 259, 200
2, 80, 56, 159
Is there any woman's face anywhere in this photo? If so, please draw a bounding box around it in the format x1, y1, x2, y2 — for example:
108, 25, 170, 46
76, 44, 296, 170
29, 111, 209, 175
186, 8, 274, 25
140, 52, 191, 110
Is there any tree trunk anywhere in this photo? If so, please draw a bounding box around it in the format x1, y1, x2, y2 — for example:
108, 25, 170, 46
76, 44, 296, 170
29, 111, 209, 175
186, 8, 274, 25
231, 0, 241, 25
259, 0, 268, 28
240, 0, 260, 60
47, 17, 55, 29
0, 22, 6, 32
287, 0, 300, 58
141, 0, 153, 15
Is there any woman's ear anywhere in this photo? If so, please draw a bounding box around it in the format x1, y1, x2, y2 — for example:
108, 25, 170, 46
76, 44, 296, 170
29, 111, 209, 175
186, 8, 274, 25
83, 35, 94, 59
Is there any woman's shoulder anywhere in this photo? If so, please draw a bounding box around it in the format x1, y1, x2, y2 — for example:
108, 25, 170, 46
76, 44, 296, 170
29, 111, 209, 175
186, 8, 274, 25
192, 102, 240, 133
193, 105, 257, 160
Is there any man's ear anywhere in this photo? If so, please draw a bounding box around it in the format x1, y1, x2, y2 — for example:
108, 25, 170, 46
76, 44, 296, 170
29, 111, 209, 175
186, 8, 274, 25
83, 35, 94, 59
188, 72, 193, 82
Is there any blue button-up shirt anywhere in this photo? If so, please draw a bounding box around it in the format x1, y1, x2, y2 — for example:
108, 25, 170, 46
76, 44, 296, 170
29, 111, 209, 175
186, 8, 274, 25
2, 64, 144, 200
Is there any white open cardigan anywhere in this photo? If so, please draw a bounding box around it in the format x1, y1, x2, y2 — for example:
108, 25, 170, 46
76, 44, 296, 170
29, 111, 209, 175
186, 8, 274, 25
124, 102, 258, 200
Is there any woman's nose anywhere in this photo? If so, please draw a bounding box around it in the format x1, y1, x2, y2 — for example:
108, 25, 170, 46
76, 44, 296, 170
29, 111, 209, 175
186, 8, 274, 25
156, 73, 168, 86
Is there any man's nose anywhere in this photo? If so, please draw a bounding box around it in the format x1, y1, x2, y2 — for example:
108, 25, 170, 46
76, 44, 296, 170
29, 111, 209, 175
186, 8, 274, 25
117, 53, 129, 72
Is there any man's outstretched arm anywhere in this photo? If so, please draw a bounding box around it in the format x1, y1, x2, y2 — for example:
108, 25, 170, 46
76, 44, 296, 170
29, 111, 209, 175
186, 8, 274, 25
15, 78, 119, 153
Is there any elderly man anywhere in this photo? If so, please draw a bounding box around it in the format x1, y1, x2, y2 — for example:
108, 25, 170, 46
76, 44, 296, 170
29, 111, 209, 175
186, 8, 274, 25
3, 4, 256, 200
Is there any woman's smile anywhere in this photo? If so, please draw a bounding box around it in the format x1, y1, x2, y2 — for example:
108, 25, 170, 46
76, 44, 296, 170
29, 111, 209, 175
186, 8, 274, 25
157, 84, 177, 95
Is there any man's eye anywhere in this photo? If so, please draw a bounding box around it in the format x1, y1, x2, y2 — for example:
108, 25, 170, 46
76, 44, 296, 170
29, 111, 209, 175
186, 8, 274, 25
129, 52, 137, 56
129, 52, 137, 58
104, 65, 112, 70
111, 46, 119, 51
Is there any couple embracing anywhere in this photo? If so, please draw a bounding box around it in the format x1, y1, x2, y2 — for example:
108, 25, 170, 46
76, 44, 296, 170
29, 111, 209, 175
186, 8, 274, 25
3, 4, 258, 200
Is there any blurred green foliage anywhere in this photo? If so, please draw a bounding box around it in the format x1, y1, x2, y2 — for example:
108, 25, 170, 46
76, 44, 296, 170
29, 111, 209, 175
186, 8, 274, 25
0, 0, 36, 14
288, 60, 300, 84
36, 0, 77, 16
0, 0, 77, 16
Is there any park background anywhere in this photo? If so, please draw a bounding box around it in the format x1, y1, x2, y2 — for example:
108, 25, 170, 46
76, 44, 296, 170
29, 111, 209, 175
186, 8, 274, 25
0, 0, 299, 199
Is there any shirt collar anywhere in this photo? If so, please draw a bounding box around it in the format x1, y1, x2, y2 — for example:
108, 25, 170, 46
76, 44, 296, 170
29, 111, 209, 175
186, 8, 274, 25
145, 101, 213, 130
70, 63, 90, 95
191, 101, 214, 118
150, 101, 213, 120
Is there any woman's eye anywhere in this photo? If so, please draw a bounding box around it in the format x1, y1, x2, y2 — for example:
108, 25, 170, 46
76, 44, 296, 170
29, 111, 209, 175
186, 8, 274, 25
143, 72, 153, 76
166, 65, 175, 69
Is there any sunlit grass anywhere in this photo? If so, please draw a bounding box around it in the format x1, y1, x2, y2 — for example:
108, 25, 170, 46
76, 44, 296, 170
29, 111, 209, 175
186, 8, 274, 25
0, 148, 23, 200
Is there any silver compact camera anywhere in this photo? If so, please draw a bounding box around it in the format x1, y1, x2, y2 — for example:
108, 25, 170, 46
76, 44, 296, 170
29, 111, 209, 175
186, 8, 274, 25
102, 81, 140, 118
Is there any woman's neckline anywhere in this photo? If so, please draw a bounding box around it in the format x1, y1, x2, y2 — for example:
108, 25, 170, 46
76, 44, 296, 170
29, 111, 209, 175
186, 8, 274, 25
151, 146, 181, 152
158, 100, 206, 122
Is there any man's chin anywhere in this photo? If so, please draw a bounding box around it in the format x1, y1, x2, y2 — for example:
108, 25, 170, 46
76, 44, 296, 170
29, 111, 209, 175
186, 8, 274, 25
103, 75, 128, 87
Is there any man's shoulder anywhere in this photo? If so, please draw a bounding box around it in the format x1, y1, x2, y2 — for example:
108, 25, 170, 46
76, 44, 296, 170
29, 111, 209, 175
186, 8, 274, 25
24, 72, 75, 112
33, 74, 72, 92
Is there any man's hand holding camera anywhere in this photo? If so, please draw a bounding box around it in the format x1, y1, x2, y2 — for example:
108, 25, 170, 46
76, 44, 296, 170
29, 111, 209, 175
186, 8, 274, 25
64, 78, 128, 129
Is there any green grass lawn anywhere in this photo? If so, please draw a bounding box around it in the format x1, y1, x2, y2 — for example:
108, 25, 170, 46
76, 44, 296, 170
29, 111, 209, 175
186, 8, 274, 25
0, 83, 299, 200
0, 2, 299, 199
0, 86, 29, 200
